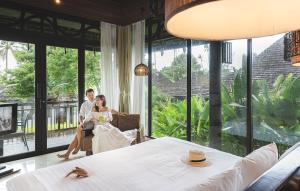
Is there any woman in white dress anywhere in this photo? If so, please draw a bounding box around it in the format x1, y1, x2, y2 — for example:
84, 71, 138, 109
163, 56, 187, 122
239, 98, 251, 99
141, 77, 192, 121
91, 102, 135, 154
77, 95, 134, 154
57, 95, 111, 160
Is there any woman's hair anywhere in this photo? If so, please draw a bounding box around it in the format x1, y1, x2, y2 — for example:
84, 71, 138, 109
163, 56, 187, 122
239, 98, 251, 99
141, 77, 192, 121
94, 95, 106, 112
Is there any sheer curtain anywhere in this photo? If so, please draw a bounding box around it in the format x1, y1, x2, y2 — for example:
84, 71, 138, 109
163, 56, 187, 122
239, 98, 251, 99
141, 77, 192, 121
100, 22, 119, 110
100, 21, 146, 132
130, 20, 146, 132
117, 25, 132, 113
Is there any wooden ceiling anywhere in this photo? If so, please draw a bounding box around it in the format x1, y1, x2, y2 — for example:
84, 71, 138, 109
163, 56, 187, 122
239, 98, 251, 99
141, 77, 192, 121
3, 0, 151, 25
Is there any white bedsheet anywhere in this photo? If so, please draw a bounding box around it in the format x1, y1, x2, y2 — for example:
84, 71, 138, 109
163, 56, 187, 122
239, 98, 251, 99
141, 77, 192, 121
7, 137, 241, 191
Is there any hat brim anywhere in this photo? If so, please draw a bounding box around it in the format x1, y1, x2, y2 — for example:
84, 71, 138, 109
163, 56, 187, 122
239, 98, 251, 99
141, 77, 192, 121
181, 156, 211, 167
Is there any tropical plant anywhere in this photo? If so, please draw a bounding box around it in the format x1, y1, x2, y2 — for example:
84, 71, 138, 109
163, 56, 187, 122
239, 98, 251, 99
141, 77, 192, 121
0, 41, 19, 69
253, 74, 300, 133
152, 68, 300, 156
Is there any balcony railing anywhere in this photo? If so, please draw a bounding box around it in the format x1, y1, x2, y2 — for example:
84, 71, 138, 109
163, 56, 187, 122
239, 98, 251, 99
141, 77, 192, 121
17, 100, 78, 135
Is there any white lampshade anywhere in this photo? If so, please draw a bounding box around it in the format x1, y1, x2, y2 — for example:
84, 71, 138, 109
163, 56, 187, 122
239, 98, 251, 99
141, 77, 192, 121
165, 0, 300, 40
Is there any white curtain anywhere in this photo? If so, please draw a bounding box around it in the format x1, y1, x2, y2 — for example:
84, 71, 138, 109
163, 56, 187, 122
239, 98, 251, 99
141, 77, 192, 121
100, 22, 119, 110
130, 21, 146, 132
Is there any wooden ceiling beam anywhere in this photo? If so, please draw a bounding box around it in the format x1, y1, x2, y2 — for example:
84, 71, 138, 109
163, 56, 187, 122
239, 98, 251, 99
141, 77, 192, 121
3, 0, 150, 25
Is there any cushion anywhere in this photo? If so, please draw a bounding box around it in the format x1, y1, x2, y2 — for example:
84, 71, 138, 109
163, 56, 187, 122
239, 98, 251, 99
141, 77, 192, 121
236, 142, 278, 189
196, 167, 242, 191
111, 114, 119, 127
118, 114, 140, 132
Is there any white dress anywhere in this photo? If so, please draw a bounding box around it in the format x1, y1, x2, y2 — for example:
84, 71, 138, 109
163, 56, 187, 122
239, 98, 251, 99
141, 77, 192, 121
85, 110, 136, 154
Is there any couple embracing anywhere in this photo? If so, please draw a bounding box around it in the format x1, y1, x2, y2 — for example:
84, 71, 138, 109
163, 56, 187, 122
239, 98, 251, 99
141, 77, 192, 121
57, 89, 112, 160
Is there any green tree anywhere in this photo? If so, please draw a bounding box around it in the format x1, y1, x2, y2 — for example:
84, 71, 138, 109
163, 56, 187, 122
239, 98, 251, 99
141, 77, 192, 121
0, 45, 102, 101
160, 53, 202, 82
0, 41, 19, 69
85, 51, 101, 93
0, 45, 35, 101
46, 47, 78, 98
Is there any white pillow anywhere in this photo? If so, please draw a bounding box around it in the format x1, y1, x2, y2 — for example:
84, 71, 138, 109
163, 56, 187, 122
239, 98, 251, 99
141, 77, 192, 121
196, 167, 242, 191
236, 142, 278, 189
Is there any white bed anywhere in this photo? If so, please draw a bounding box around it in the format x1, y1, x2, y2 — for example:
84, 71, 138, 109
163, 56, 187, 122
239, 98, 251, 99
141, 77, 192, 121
7, 137, 241, 191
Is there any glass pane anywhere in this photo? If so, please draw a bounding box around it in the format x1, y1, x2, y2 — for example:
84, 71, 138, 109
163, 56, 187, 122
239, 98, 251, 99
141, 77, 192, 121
221, 40, 247, 156
191, 41, 210, 146
152, 38, 187, 140
0, 40, 35, 157
85, 50, 101, 95
46, 46, 78, 148
252, 34, 300, 155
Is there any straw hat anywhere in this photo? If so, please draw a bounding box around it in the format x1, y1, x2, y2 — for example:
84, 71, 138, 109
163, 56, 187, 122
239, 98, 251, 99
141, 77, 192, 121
181, 150, 211, 167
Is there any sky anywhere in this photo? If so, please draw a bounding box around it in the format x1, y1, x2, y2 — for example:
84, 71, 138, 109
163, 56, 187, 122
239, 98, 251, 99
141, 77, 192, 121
151, 33, 284, 71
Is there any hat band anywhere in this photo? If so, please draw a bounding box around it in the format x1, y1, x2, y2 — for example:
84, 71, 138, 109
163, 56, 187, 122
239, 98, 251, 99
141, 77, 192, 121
190, 158, 206, 163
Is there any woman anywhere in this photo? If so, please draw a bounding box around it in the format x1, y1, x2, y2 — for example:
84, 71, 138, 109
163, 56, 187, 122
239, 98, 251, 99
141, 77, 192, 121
92, 111, 136, 154
57, 95, 111, 160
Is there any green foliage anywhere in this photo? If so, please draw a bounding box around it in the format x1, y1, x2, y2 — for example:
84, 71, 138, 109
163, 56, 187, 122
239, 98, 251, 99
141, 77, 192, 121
153, 67, 300, 156
0, 46, 35, 101
253, 74, 300, 130
46, 47, 78, 98
191, 96, 209, 146
85, 51, 101, 92
153, 99, 187, 139
0, 44, 101, 101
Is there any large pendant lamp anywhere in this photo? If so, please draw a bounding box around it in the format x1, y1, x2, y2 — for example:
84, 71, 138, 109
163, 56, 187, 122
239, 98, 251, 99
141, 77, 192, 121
165, 0, 300, 40
134, 9, 149, 76
134, 63, 149, 76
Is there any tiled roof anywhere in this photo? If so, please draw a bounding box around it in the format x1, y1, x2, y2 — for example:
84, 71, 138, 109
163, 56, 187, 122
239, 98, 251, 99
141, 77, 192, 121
154, 37, 300, 98
252, 37, 300, 85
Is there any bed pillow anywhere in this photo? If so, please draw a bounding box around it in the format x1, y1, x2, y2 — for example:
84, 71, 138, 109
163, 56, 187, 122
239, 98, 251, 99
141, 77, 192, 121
196, 167, 242, 191
236, 142, 278, 189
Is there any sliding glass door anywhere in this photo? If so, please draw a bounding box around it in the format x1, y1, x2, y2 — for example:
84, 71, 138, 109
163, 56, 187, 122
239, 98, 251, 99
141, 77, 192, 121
252, 34, 300, 154
46, 46, 78, 148
0, 40, 35, 158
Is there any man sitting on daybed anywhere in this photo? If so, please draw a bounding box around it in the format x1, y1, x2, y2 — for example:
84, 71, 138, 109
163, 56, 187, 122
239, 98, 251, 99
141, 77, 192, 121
57, 88, 95, 159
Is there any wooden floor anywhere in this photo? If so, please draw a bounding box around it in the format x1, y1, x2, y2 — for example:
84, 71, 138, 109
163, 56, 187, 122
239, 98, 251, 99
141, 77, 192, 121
1, 128, 76, 157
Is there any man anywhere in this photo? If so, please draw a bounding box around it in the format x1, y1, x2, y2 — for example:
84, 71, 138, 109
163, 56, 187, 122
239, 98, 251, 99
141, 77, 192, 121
57, 88, 95, 159
79, 88, 95, 124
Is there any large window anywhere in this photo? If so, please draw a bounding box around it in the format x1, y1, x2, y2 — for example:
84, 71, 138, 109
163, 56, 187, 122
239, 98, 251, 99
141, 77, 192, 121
191, 41, 210, 146
221, 40, 247, 156
148, 30, 300, 156
252, 34, 300, 154
0, 40, 35, 157
152, 38, 187, 139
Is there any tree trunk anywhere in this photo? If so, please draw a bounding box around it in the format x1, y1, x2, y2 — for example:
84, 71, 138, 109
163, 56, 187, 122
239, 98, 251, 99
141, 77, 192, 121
5, 51, 8, 69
